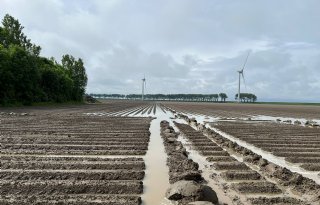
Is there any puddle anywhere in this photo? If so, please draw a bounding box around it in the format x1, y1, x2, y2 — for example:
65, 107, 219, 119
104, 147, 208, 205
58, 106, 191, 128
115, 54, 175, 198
84, 104, 173, 204
170, 123, 237, 205
84, 106, 320, 203
141, 106, 173, 205
252, 115, 320, 126
172, 114, 317, 203
210, 126, 320, 184
171, 111, 320, 184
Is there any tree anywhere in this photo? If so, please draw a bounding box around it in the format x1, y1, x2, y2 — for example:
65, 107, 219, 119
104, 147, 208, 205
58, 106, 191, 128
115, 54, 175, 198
0, 14, 41, 56
235, 93, 257, 103
62, 55, 88, 101
219, 93, 228, 102
252, 94, 257, 102
6, 45, 41, 104
0, 44, 14, 104
0, 14, 88, 105
38, 57, 74, 102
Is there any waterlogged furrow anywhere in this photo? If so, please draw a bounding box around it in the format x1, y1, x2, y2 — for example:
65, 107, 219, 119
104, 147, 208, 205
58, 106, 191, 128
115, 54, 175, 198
173, 115, 314, 205
0, 109, 152, 205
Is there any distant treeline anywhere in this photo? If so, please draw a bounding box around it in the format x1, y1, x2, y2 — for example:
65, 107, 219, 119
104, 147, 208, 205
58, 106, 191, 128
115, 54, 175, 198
235, 93, 257, 103
90, 93, 229, 102
0, 14, 87, 105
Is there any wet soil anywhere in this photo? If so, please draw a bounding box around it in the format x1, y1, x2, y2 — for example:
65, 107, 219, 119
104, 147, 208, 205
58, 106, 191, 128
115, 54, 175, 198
0, 170, 145, 180
173, 116, 317, 205
2, 100, 320, 205
220, 171, 262, 181
0, 102, 153, 205
0, 195, 142, 205
0, 180, 143, 195
232, 181, 282, 194
249, 197, 303, 205
211, 121, 320, 178
163, 101, 320, 119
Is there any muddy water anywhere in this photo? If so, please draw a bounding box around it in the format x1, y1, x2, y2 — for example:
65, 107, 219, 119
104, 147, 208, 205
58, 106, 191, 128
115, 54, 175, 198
141, 107, 173, 205
170, 120, 236, 205
252, 115, 320, 126
83, 106, 173, 204
177, 112, 320, 184
211, 126, 320, 184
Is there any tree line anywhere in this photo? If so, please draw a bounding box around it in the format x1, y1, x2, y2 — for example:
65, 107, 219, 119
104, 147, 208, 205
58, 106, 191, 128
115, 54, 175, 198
235, 93, 257, 103
90, 93, 229, 102
0, 14, 87, 105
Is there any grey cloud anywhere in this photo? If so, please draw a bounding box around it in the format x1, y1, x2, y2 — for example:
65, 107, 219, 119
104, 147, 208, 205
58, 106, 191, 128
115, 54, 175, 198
1, 0, 320, 101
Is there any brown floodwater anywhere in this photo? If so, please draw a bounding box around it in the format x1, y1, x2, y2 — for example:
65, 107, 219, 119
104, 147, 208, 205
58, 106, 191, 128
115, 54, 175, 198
141, 107, 174, 205
176, 111, 320, 185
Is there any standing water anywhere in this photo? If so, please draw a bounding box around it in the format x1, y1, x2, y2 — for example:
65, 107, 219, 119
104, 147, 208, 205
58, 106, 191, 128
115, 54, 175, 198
141, 107, 174, 205
180, 112, 320, 184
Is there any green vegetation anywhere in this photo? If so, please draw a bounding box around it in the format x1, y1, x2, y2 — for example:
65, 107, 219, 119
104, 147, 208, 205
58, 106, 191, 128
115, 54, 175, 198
219, 93, 228, 102
0, 14, 87, 105
90, 93, 230, 102
235, 93, 257, 103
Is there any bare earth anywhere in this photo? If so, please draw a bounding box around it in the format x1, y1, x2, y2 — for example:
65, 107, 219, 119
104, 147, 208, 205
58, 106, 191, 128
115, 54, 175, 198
0, 100, 319, 205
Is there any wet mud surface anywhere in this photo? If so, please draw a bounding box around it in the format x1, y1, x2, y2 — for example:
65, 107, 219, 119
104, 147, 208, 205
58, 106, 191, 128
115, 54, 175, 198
173, 115, 319, 205
2, 100, 320, 205
0, 101, 153, 205
212, 121, 320, 177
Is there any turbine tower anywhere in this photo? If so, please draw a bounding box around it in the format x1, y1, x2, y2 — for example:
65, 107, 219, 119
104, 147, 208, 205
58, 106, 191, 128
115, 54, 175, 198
141, 75, 146, 101
237, 51, 250, 103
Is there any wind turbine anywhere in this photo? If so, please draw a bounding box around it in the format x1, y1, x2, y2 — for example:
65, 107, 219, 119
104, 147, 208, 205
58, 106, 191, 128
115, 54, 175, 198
237, 51, 250, 103
141, 75, 146, 101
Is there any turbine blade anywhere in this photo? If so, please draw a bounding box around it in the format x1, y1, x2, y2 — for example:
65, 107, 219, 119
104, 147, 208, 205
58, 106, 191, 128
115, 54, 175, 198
242, 72, 247, 90
241, 51, 250, 71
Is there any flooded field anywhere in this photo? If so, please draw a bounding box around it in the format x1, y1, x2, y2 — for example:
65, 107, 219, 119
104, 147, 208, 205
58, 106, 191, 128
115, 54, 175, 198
0, 102, 151, 204
0, 100, 319, 204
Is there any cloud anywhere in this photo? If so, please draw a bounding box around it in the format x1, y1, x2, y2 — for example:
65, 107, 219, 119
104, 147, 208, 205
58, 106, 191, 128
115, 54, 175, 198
1, 0, 320, 101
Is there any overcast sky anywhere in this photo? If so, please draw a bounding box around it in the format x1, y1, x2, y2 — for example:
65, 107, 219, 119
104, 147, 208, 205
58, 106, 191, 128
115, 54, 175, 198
1, 0, 320, 102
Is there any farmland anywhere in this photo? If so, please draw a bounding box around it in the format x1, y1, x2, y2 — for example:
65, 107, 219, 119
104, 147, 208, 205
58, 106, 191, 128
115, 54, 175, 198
0, 102, 152, 204
1, 100, 320, 205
